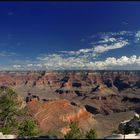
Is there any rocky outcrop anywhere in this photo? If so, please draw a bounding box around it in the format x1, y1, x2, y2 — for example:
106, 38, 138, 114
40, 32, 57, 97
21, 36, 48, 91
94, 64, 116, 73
118, 113, 140, 134
0, 132, 16, 139
103, 113, 140, 139
104, 133, 140, 139
27, 99, 96, 135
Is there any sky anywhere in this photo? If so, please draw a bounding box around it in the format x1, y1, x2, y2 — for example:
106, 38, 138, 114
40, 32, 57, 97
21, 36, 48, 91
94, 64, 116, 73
0, 1, 140, 70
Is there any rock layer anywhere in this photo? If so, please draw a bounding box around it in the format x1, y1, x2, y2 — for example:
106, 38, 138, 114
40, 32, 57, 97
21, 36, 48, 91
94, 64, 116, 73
0, 70, 140, 115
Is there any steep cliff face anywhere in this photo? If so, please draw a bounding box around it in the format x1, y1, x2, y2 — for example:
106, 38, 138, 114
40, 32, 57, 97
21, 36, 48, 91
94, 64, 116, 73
27, 99, 95, 135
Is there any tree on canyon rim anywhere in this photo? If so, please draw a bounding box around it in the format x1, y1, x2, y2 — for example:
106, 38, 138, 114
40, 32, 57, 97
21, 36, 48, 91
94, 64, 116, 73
0, 87, 21, 134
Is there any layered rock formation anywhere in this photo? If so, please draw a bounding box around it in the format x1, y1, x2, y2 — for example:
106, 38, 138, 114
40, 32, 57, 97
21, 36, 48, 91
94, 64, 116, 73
27, 98, 96, 135
0, 70, 139, 138
0, 70, 140, 116
0, 71, 139, 92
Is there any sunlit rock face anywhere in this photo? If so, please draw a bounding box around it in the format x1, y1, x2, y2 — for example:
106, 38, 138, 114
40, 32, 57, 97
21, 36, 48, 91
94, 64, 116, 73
27, 99, 96, 135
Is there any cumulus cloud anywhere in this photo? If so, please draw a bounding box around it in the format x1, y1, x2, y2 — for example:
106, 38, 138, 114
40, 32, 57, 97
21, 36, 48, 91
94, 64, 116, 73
83, 55, 140, 70
36, 54, 87, 70
22, 54, 140, 70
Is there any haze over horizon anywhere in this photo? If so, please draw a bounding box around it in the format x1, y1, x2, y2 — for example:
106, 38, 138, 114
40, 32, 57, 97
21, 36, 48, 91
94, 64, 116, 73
0, 2, 140, 70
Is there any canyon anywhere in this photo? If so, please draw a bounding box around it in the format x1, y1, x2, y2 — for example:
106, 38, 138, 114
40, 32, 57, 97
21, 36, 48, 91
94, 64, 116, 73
0, 70, 140, 138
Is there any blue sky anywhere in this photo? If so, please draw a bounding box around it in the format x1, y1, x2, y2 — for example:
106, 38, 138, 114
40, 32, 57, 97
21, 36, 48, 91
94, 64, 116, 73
0, 2, 140, 70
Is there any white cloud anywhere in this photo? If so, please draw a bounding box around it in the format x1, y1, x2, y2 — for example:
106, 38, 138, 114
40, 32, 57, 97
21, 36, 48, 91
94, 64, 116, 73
27, 64, 33, 67
84, 55, 140, 70
6, 30, 140, 70
102, 31, 133, 36
78, 48, 92, 53
24, 54, 140, 70
60, 49, 93, 55
10, 53, 140, 70
60, 31, 132, 58
13, 65, 21, 68
60, 38, 128, 57
93, 40, 129, 54
98, 36, 117, 43
35, 64, 42, 67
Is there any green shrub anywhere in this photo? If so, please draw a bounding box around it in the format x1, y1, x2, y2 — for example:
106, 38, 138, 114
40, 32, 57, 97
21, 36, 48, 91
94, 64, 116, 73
85, 128, 97, 139
0, 127, 12, 134
18, 119, 40, 138
64, 121, 83, 139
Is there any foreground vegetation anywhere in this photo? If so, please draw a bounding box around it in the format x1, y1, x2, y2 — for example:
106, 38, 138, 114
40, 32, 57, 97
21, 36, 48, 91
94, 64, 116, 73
64, 121, 97, 139
0, 86, 97, 139
3, 86, 138, 139
0, 87, 40, 138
